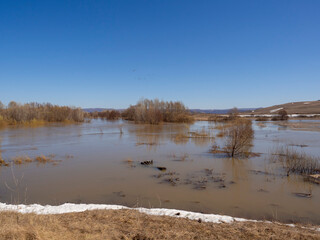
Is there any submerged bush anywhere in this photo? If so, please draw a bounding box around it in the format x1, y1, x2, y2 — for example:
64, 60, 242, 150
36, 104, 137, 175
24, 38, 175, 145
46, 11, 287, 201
272, 146, 320, 175
271, 109, 289, 121
122, 99, 193, 124
212, 119, 254, 157
224, 119, 254, 157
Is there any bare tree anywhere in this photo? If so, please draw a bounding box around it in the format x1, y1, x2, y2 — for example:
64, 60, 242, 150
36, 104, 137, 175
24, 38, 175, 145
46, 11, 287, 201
224, 119, 254, 157
271, 109, 289, 121
228, 107, 239, 120
278, 109, 289, 120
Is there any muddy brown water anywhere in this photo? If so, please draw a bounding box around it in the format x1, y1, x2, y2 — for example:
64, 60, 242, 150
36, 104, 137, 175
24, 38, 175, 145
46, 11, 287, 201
0, 120, 319, 224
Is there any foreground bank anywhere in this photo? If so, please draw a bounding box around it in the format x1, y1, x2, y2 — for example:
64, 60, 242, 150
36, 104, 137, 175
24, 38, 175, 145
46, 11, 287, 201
0, 203, 319, 239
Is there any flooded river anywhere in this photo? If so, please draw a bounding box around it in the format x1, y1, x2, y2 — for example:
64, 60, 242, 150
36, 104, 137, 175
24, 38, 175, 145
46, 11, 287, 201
0, 119, 319, 224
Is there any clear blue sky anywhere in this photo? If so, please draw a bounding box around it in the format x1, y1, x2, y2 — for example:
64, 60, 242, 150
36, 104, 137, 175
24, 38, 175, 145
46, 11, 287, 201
1, 0, 319, 109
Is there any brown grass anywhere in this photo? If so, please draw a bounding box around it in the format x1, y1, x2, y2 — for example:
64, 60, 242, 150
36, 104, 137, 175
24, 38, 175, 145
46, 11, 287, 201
0, 152, 9, 166
173, 128, 213, 141
188, 128, 212, 138
0, 209, 319, 240
216, 130, 225, 138
34, 155, 54, 164
271, 146, 320, 175
0, 158, 10, 167
12, 155, 33, 165
0, 154, 60, 167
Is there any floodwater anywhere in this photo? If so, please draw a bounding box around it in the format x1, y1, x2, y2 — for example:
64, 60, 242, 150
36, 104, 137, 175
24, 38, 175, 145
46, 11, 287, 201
0, 119, 320, 224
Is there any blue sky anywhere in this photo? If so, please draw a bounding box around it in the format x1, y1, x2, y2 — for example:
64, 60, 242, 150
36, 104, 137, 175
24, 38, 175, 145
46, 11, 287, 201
1, 0, 319, 109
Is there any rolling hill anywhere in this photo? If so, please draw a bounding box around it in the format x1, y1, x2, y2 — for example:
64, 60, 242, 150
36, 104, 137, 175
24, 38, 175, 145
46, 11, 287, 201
249, 100, 320, 115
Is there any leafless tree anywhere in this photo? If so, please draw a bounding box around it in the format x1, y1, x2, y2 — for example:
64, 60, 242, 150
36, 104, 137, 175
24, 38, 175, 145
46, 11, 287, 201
0, 101, 4, 111
228, 107, 239, 120
278, 109, 288, 120
224, 119, 254, 157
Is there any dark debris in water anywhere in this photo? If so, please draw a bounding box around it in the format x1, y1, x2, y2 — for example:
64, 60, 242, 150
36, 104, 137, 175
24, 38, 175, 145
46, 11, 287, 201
154, 172, 178, 179
193, 178, 208, 190
304, 174, 320, 185
162, 177, 180, 186
257, 188, 269, 193
113, 191, 126, 198
288, 144, 309, 148
140, 160, 153, 165
292, 192, 312, 198
156, 166, 167, 171
204, 168, 213, 176
249, 170, 276, 176
154, 172, 180, 186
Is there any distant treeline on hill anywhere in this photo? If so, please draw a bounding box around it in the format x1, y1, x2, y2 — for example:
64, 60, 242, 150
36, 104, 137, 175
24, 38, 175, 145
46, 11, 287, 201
0, 101, 84, 125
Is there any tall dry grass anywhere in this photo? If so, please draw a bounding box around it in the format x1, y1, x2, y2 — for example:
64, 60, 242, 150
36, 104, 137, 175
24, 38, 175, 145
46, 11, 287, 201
272, 146, 320, 175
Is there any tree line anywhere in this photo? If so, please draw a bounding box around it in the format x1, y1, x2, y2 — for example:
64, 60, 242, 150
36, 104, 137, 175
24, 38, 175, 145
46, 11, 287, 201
0, 101, 84, 125
0, 98, 193, 126
121, 99, 194, 124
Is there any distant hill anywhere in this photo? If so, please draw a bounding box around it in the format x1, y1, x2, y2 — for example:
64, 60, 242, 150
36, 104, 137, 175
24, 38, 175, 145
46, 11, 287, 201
190, 108, 258, 114
83, 108, 108, 113
83, 108, 125, 113
248, 100, 320, 115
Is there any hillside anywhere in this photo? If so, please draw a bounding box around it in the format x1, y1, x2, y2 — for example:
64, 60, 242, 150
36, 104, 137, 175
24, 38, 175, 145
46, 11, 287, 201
249, 100, 320, 115
190, 108, 258, 114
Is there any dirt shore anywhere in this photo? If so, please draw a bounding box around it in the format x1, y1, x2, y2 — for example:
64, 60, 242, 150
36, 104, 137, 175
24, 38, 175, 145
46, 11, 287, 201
0, 209, 319, 240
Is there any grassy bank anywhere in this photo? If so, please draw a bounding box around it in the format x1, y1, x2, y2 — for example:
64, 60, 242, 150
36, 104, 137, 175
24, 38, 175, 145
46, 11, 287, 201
0, 209, 319, 240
